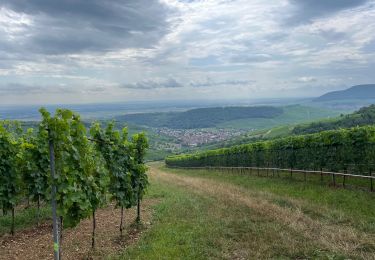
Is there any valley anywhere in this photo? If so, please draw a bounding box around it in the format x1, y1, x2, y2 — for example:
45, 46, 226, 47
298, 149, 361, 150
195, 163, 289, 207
1, 1, 375, 258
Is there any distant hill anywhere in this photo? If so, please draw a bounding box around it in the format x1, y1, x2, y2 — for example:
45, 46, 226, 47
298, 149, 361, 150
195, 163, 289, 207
117, 106, 283, 129
293, 104, 375, 135
314, 84, 375, 102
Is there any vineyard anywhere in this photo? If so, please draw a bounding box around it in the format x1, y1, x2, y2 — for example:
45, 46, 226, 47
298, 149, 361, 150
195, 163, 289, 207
166, 126, 375, 190
0, 108, 149, 259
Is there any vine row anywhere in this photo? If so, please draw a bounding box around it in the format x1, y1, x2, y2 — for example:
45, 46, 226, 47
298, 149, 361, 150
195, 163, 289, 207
166, 125, 375, 176
0, 108, 149, 258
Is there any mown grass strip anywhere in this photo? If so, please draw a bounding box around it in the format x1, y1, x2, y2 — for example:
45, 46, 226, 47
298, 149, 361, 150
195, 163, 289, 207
119, 166, 357, 259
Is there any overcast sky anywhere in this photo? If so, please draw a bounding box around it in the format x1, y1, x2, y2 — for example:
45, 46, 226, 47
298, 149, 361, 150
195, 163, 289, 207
0, 0, 374, 104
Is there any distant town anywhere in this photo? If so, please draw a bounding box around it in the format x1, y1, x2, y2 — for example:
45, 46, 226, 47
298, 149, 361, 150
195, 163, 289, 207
156, 128, 246, 147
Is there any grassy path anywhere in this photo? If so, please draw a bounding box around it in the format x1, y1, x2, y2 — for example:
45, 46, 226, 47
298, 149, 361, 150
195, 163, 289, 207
122, 163, 375, 259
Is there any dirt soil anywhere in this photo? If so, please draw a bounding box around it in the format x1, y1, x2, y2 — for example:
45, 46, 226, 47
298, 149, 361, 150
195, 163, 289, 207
0, 199, 159, 260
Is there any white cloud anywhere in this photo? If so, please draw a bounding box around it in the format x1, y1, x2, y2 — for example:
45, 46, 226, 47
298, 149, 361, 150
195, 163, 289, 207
0, 0, 374, 104
297, 77, 317, 83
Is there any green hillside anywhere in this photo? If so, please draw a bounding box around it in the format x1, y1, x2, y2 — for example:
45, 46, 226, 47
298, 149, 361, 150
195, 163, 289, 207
116, 106, 283, 129
293, 104, 375, 135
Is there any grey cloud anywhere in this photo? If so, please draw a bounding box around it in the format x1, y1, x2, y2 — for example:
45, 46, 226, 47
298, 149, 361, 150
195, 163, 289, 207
295, 77, 318, 83
189, 79, 255, 87
121, 78, 255, 89
0, 83, 54, 95
86, 86, 106, 93
0, 0, 171, 55
0, 83, 102, 95
362, 39, 375, 52
229, 54, 273, 64
318, 30, 348, 42
286, 0, 369, 25
121, 78, 183, 90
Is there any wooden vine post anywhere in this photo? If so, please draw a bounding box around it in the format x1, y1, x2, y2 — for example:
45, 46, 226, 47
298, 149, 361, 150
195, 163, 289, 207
48, 129, 60, 260
370, 169, 373, 192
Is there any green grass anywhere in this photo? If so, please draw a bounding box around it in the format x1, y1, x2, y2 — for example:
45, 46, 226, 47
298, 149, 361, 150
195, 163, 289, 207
118, 177, 228, 259
163, 166, 375, 232
0, 204, 51, 235
119, 163, 375, 258
120, 169, 350, 259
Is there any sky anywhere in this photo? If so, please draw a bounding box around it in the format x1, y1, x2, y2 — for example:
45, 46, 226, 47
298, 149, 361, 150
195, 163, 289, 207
0, 0, 374, 105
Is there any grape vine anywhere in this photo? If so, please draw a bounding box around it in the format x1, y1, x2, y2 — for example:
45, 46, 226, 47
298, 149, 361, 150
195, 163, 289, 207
90, 122, 134, 236
0, 121, 22, 235
19, 128, 49, 225
0, 108, 149, 258
166, 125, 375, 176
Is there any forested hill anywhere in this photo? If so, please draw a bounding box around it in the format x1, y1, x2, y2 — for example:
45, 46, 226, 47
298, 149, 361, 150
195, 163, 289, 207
293, 104, 375, 135
117, 106, 283, 129
314, 84, 375, 102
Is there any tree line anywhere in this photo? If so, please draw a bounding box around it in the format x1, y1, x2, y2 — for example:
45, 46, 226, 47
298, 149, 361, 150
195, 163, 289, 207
0, 108, 149, 255
166, 125, 375, 175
